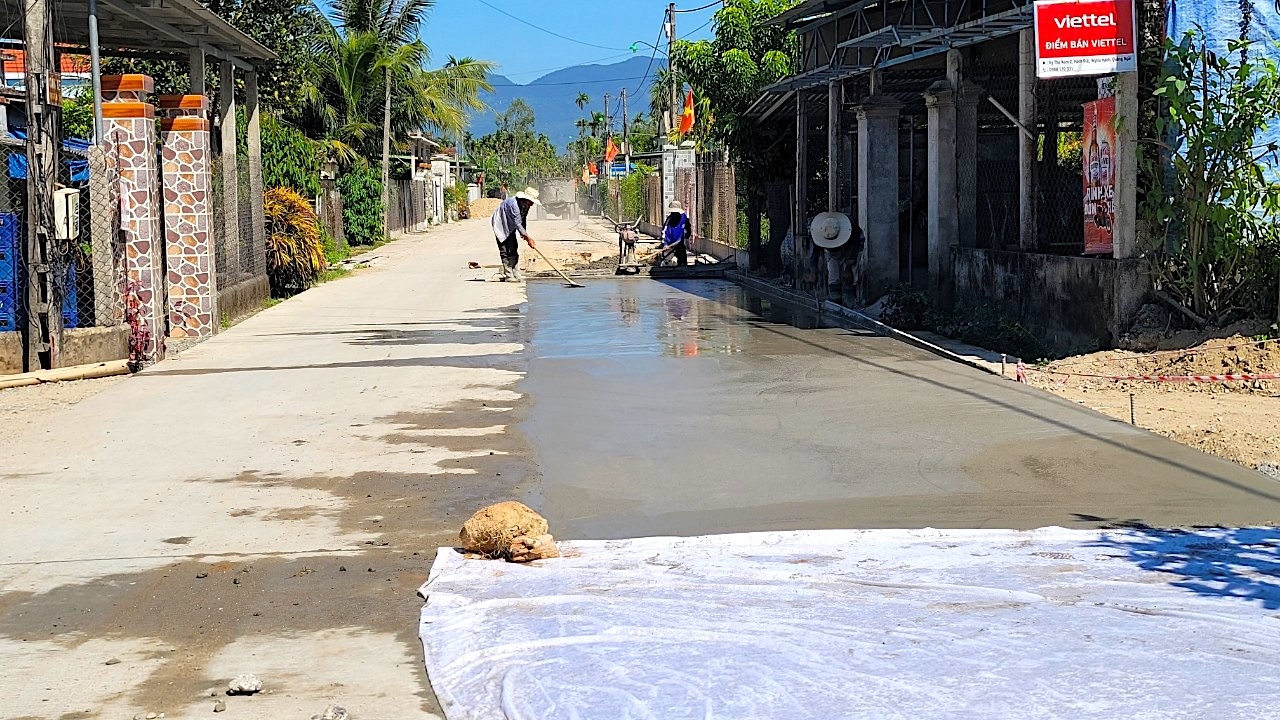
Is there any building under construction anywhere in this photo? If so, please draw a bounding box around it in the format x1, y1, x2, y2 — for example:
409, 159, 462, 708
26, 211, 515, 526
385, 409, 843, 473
740, 0, 1157, 352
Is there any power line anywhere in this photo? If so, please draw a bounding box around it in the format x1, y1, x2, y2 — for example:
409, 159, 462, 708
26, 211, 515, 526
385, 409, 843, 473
473, 0, 630, 52
627, 20, 667, 98
681, 16, 715, 38
674, 0, 722, 12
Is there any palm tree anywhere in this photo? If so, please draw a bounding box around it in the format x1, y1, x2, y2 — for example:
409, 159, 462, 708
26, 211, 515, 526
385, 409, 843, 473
573, 117, 589, 166
575, 92, 590, 112
302, 0, 493, 235
650, 66, 674, 133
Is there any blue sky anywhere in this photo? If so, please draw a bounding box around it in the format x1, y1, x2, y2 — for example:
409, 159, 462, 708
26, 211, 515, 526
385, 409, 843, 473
422, 0, 718, 82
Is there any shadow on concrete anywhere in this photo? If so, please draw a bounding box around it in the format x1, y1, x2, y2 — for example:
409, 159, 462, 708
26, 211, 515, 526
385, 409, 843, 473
659, 278, 1280, 505
1090, 525, 1280, 610
138, 353, 524, 377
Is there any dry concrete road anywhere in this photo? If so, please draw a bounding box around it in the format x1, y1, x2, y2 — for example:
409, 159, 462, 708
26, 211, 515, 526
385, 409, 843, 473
3, 217, 1280, 719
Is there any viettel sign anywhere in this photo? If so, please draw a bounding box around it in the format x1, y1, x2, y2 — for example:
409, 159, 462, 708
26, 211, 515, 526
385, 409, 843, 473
1034, 0, 1137, 78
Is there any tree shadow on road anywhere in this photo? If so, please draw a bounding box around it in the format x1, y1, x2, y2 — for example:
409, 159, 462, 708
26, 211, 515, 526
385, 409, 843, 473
1088, 523, 1280, 610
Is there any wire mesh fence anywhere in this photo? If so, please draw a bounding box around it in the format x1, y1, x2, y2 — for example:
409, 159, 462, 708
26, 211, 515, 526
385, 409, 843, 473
0, 144, 24, 338
0, 139, 125, 342
968, 53, 1022, 252
237, 151, 263, 279
1036, 76, 1095, 254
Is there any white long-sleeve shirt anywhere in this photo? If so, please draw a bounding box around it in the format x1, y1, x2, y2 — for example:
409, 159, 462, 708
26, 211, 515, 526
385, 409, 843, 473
491, 197, 529, 241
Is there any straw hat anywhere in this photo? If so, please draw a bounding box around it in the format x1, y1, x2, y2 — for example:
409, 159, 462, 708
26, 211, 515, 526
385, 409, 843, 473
810, 211, 853, 249
515, 187, 542, 205
666, 201, 685, 215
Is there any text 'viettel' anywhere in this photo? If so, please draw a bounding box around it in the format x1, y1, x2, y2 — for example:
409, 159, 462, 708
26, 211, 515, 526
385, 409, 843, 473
1053, 13, 1117, 28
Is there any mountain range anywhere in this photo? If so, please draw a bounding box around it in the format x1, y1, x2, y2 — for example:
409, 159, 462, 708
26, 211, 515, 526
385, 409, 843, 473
471, 56, 662, 150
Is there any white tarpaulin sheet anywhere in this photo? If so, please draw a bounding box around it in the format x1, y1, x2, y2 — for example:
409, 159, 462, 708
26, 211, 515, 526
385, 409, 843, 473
419, 528, 1280, 719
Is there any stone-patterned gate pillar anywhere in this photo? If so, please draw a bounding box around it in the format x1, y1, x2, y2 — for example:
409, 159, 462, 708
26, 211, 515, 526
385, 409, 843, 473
159, 95, 216, 339
102, 74, 165, 363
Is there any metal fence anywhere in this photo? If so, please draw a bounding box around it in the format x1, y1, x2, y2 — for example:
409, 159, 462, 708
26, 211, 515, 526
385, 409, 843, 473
0, 140, 126, 339
1035, 76, 1094, 254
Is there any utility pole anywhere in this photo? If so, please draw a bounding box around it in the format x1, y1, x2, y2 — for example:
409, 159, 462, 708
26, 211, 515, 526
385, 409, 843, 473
601, 92, 610, 182
22, 0, 61, 370
381, 66, 392, 239
667, 2, 677, 134
621, 88, 630, 173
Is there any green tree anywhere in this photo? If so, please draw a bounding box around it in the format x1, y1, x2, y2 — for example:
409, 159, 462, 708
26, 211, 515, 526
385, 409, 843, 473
338, 163, 384, 245
300, 0, 493, 163
669, 0, 799, 155
1142, 29, 1280, 323
105, 0, 323, 111
469, 100, 566, 187
61, 88, 95, 139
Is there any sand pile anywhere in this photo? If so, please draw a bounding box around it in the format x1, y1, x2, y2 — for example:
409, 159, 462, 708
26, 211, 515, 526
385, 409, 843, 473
470, 198, 503, 219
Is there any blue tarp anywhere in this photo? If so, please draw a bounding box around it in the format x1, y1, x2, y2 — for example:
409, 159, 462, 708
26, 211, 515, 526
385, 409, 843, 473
1168, 0, 1280, 177
6, 132, 91, 182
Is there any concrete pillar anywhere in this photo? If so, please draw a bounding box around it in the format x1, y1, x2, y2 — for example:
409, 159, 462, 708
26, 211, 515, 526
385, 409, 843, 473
1018, 29, 1038, 251
189, 48, 205, 96
828, 79, 841, 212
246, 70, 265, 276
159, 94, 216, 339
1112, 72, 1139, 259
925, 80, 957, 302
857, 95, 902, 301
218, 61, 239, 277
101, 74, 165, 362
794, 91, 809, 283
956, 81, 981, 249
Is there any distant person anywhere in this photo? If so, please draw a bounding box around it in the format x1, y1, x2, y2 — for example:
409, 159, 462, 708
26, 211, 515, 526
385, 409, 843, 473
660, 201, 692, 267
490, 187, 540, 281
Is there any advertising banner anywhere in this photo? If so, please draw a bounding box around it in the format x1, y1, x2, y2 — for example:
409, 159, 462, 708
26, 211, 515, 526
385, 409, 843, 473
1083, 97, 1116, 256
1034, 0, 1137, 78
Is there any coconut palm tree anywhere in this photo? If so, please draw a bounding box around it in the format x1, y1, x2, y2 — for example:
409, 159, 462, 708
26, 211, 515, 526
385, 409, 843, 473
303, 0, 492, 236
302, 0, 491, 160
575, 92, 590, 112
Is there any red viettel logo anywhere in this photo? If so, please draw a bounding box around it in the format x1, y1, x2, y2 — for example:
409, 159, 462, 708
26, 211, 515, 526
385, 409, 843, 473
1035, 0, 1136, 59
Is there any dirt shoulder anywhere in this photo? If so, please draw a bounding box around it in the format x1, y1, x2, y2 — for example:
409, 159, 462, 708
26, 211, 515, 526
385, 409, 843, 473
1026, 336, 1280, 472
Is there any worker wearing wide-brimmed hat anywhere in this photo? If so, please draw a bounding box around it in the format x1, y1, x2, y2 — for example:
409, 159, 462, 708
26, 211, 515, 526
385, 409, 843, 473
810, 211, 863, 304
658, 200, 692, 267
490, 187, 541, 281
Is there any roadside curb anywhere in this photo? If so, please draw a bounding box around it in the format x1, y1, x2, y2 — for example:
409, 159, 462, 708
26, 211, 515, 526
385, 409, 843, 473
730, 273, 1004, 379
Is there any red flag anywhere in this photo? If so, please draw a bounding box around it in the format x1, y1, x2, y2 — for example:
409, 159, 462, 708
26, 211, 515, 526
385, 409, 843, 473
588, 162, 599, 175
605, 137, 620, 163
678, 88, 695, 135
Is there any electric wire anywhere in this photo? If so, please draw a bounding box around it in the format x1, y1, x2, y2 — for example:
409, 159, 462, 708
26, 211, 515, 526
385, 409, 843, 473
674, 0, 722, 12
473, 0, 629, 51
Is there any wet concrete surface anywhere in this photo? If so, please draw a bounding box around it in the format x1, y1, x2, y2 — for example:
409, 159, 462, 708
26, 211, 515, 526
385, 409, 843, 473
522, 278, 1280, 539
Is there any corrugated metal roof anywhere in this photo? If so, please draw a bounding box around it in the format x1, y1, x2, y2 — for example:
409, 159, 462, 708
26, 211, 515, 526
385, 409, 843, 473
0, 0, 275, 64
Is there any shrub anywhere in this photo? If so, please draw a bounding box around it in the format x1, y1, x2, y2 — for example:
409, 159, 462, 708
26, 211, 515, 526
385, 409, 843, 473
265, 187, 326, 296
262, 114, 321, 198
444, 181, 470, 218
620, 166, 651, 221
338, 164, 384, 245
880, 285, 933, 330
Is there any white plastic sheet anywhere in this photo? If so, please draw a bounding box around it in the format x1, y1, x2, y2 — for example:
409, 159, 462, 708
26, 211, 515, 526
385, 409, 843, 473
419, 528, 1280, 719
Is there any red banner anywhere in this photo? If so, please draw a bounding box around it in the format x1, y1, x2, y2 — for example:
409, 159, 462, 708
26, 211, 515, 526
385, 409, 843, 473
1083, 97, 1116, 256
1034, 0, 1137, 78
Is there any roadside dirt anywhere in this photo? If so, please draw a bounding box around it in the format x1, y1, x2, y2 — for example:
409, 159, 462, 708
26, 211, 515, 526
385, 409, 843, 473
1028, 336, 1280, 471
0, 375, 128, 420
